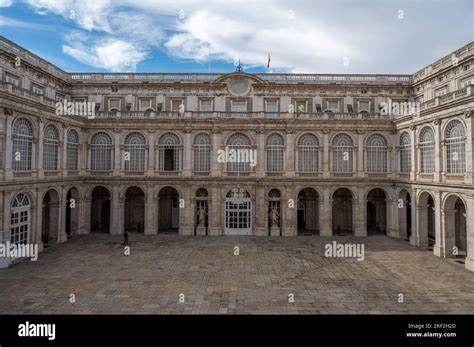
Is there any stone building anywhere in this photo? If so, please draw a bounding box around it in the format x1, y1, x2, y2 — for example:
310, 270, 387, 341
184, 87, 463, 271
0, 35, 473, 271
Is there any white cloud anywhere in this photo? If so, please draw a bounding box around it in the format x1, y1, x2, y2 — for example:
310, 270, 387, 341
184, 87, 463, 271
0, 0, 13, 7
62, 33, 147, 72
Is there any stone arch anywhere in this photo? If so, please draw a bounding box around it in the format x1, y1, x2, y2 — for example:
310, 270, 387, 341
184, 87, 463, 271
42, 188, 61, 245
297, 187, 319, 235
417, 190, 436, 248
90, 186, 111, 233
331, 187, 355, 235
443, 193, 467, 258
366, 188, 388, 235
158, 186, 180, 234
124, 186, 145, 233
9, 191, 34, 246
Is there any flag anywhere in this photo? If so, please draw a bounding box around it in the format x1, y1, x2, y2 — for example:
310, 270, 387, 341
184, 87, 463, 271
267, 52, 271, 68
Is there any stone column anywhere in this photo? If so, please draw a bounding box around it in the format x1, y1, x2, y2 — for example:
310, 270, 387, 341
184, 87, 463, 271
254, 185, 266, 236
211, 130, 221, 177
35, 188, 44, 250
409, 188, 417, 246
37, 121, 44, 179
433, 119, 441, 182
410, 125, 416, 181
464, 195, 474, 272
58, 187, 68, 243
61, 125, 67, 176
183, 129, 192, 178
110, 186, 124, 235
414, 202, 429, 248
356, 131, 364, 177
208, 185, 221, 236
79, 197, 91, 235
440, 208, 457, 258
80, 130, 88, 175
144, 185, 157, 235
113, 130, 121, 175
4, 114, 13, 180
464, 114, 473, 185
256, 129, 265, 178
282, 185, 296, 236
146, 130, 155, 176
386, 198, 396, 238
319, 186, 332, 236
433, 192, 442, 257
284, 130, 295, 178
322, 131, 330, 178
354, 188, 366, 237
179, 186, 192, 235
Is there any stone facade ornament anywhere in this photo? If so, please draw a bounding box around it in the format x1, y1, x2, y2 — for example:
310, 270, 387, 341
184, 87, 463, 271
464, 110, 473, 118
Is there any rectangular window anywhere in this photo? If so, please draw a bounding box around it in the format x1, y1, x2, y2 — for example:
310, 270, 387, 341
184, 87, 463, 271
434, 88, 447, 97
200, 99, 212, 112
32, 84, 44, 95
231, 100, 246, 112
6, 74, 19, 86
265, 99, 278, 113
461, 77, 474, 88
295, 100, 307, 113
171, 99, 184, 112
108, 98, 121, 111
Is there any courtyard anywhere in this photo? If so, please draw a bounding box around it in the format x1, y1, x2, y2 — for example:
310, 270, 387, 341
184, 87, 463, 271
0, 234, 473, 314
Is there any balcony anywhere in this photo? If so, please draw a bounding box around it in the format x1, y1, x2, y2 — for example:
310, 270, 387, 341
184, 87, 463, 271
0, 82, 56, 108
419, 86, 472, 112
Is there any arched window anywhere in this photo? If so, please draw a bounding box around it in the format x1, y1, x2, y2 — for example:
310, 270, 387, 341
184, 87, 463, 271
124, 132, 146, 171
66, 129, 79, 171
159, 132, 180, 171
194, 133, 211, 172
419, 127, 435, 173
10, 193, 31, 245
332, 133, 353, 172
298, 133, 319, 172
90, 132, 112, 171
43, 124, 59, 171
226, 133, 252, 173
399, 131, 411, 173
366, 134, 387, 172
12, 118, 33, 171
445, 120, 466, 174
266, 133, 284, 172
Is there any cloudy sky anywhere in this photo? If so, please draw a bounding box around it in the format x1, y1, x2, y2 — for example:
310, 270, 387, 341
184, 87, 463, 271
0, 0, 472, 74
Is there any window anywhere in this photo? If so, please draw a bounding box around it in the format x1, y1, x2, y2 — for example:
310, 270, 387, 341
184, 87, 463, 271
226, 133, 251, 172
43, 125, 59, 171
90, 132, 112, 171
32, 84, 44, 95
399, 131, 411, 173
328, 100, 339, 111
139, 99, 152, 111
10, 193, 30, 245
231, 100, 246, 112
108, 98, 121, 111
332, 133, 353, 172
445, 120, 466, 174
125, 132, 146, 171
298, 133, 319, 172
366, 134, 387, 173
265, 100, 278, 113
171, 99, 184, 112
358, 100, 370, 111
6, 74, 19, 86
266, 134, 284, 172
295, 100, 307, 113
159, 133, 180, 171
199, 99, 212, 112
194, 133, 211, 171
461, 77, 474, 88
434, 88, 447, 97
66, 129, 79, 170
419, 127, 435, 173
12, 118, 33, 171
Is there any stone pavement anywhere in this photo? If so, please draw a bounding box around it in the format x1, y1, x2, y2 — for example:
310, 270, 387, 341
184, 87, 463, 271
0, 234, 473, 314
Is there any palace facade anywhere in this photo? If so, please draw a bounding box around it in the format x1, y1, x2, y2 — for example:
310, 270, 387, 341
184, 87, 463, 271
0, 36, 473, 271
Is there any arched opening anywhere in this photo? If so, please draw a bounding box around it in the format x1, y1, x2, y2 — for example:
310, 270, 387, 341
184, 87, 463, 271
65, 187, 80, 238
90, 186, 111, 233
10, 193, 31, 246
224, 188, 252, 235
418, 192, 435, 248
195, 188, 209, 235
42, 189, 60, 246
367, 188, 387, 235
159, 187, 179, 234
124, 187, 145, 233
398, 189, 412, 240
297, 188, 319, 235
444, 195, 467, 259
332, 188, 353, 235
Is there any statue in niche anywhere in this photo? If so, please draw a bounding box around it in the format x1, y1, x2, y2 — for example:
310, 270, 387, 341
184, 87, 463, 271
270, 208, 279, 228
198, 207, 206, 227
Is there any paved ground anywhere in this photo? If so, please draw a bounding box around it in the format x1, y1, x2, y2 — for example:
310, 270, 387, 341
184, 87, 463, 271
0, 234, 473, 314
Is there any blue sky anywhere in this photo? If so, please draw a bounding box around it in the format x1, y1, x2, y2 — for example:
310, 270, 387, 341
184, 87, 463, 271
0, 0, 472, 74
